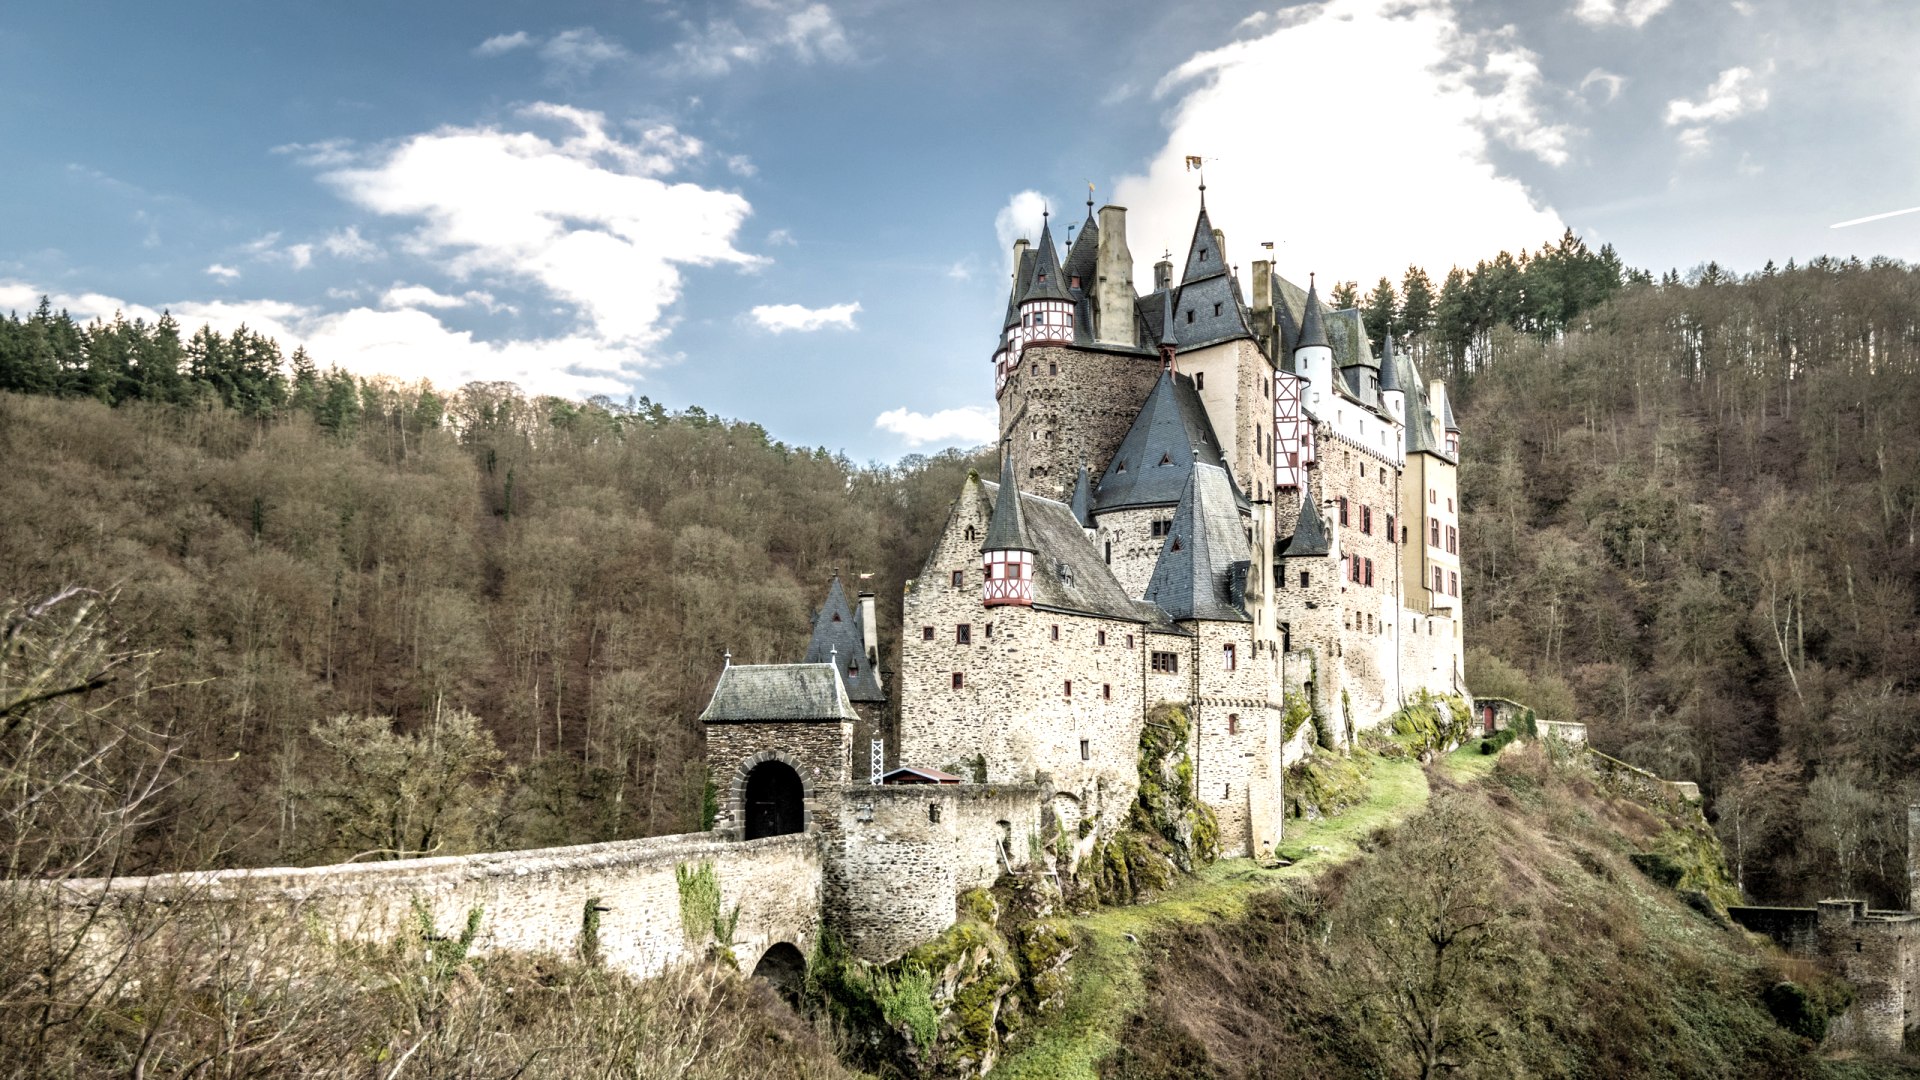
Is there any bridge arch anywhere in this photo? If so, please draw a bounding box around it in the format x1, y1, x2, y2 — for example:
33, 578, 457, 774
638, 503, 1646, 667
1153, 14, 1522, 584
726, 750, 816, 839
751, 940, 807, 1005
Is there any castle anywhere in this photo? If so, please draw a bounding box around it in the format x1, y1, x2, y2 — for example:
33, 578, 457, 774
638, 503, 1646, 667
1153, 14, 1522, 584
701, 188, 1474, 955
58, 191, 1480, 994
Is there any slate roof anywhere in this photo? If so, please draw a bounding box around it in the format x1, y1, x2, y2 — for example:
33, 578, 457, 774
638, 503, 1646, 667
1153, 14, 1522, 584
800, 575, 886, 703
1181, 205, 1229, 285
1328, 308, 1376, 371
699, 663, 858, 723
982, 450, 1036, 552
978, 480, 1153, 624
1378, 328, 1401, 393
1002, 247, 1036, 331
1402, 353, 1449, 460
1143, 463, 1252, 623
1069, 463, 1094, 528
1296, 279, 1331, 352
1442, 392, 1459, 432
1019, 216, 1072, 304
1091, 369, 1249, 515
1063, 205, 1099, 290
1279, 494, 1331, 558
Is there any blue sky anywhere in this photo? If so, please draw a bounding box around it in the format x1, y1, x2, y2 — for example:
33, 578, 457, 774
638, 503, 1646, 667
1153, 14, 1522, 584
5, 0, 1919, 462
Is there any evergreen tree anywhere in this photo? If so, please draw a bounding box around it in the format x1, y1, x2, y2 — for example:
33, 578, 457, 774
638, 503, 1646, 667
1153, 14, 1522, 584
1398, 266, 1435, 339
1331, 280, 1360, 310
1361, 277, 1397, 353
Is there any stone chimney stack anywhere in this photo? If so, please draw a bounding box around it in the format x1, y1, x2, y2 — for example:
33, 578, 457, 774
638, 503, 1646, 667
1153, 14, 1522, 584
1153, 257, 1173, 292
858, 590, 879, 666
1250, 260, 1274, 343
1010, 238, 1029, 287
1908, 804, 1919, 909
1094, 205, 1135, 345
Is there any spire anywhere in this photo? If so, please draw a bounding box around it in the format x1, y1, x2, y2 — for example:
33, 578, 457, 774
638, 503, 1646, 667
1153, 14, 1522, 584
1070, 461, 1094, 528
1378, 325, 1401, 394
1020, 212, 1072, 304
1296, 274, 1331, 353
1281, 494, 1330, 557
1063, 199, 1101, 290
1142, 464, 1251, 622
1158, 283, 1179, 355
982, 446, 1035, 553
802, 573, 886, 702
1180, 202, 1227, 285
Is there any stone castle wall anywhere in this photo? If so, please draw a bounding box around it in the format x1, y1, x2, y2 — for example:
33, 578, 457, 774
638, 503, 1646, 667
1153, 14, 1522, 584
1189, 619, 1284, 858
57, 831, 823, 982
822, 783, 1044, 962
1000, 345, 1161, 501
705, 719, 853, 836
1815, 901, 1920, 1053
1094, 506, 1172, 599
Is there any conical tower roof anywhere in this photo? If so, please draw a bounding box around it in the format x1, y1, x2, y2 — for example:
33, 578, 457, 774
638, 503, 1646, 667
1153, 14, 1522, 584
982, 449, 1036, 552
1280, 493, 1330, 557
1378, 326, 1401, 393
1069, 462, 1094, 528
1063, 203, 1099, 290
1296, 277, 1331, 352
1181, 204, 1228, 284
800, 575, 886, 702
1093, 369, 1248, 514
1143, 463, 1251, 622
1020, 215, 1072, 304
1002, 246, 1036, 331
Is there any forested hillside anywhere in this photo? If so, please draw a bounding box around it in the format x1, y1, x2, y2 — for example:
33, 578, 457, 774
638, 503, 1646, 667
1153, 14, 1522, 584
6, 246, 1920, 908
0, 379, 989, 871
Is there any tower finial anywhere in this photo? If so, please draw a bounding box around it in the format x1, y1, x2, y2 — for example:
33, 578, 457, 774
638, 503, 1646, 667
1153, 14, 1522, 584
723, 649, 732, 668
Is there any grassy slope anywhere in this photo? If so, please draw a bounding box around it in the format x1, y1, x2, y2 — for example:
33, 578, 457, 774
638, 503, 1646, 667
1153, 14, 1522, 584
990, 755, 1430, 1080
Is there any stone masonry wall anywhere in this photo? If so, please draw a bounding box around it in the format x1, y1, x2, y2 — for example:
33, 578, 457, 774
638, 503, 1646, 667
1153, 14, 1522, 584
821, 783, 1046, 962
1093, 506, 1173, 599
1815, 900, 1919, 1052
60, 831, 823, 982
1191, 619, 1284, 858
1001, 345, 1162, 501
705, 719, 852, 837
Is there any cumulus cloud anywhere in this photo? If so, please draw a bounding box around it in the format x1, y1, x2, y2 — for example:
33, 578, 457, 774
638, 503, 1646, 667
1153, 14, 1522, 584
320, 103, 759, 357
381, 283, 469, 309
1571, 0, 1672, 28
474, 31, 533, 56
1665, 65, 1769, 153
751, 301, 860, 332
671, 1, 855, 76
994, 190, 1048, 250
1112, 0, 1566, 288
206, 263, 240, 282
539, 28, 629, 81
873, 405, 997, 448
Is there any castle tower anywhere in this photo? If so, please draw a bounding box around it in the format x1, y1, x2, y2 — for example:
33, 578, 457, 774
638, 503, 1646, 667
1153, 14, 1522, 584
1015, 213, 1074, 357
1293, 277, 1334, 407
1379, 326, 1405, 425
982, 449, 1036, 607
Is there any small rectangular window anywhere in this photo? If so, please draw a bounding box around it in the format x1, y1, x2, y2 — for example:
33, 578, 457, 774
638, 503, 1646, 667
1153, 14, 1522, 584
1433, 567, 1443, 594
1447, 525, 1457, 554
952, 672, 964, 689
1064, 680, 1072, 698
1364, 558, 1374, 587
1228, 714, 1240, 735
1126, 634, 1135, 649
1387, 514, 1395, 542
929, 803, 941, 823
1361, 505, 1372, 535
1429, 488, 1437, 504
1213, 302, 1222, 316
985, 623, 994, 639
1430, 518, 1440, 547
1097, 630, 1107, 646
1450, 571, 1459, 597
951, 570, 964, 587
1103, 683, 1112, 700
1280, 622, 1291, 652
1299, 571, 1309, 588
1195, 371, 1205, 390
1152, 519, 1172, 537
1337, 496, 1349, 526
1051, 624, 1060, 642
922, 625, 934, 641
1080, 739, 1091, 761
1223, 643, 1236, 670
1151, 651, 1179, 673
956, 624, 971, 645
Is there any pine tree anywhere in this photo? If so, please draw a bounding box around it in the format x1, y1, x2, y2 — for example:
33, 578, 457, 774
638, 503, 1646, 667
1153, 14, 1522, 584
1398, 266, 1435, 339
1361, 277, 1397, 353
1331, 280, 1360, 310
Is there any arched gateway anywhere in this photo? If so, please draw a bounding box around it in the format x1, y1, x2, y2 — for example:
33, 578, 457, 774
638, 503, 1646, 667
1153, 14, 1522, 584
743, 759, 805, 839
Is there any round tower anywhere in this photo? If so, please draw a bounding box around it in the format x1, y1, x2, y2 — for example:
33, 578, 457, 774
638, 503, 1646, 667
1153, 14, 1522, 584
1292, 275, 1335, 408
1016, 212, 1074, 356
982, 449, 1036, 607
1379, 325, 1406, 425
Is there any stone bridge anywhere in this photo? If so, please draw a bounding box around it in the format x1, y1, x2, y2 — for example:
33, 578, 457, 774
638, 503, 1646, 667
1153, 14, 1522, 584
59, 830, 823, 985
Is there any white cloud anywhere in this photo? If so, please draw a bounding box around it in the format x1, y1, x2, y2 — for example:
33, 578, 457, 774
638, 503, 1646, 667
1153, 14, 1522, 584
272, 138, 357, 167
1236, 11, 1269, 32
1579, 67, 1626, 103
994, 190, 1048, 250
946, 260, 972, 281
323, 225, 380, 260
726, 153, 758, 177
766, 227, 796, 246
750, 301, 860, 333
1572, 0, 1672, 28
539, 28, 629, 81
381, 283, 469, 309
671, 1, 855, 76
1665, 65, 1769, 153
1114, 0, 1565, 287
286, 243, 314, 270
206, 263, 240, 282
474, 31, 533, 56
873, 405, 997, 449
320, 103, 759, 356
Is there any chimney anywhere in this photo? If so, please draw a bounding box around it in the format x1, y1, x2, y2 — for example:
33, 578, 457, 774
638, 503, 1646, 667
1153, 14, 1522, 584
1094, 204, 1135, 345
1010, 238, 1029, 288
1212, 228, 1228, 270
1908, 805, 1919, 910
858, 590, 879, 665
1250, 260, 1273, 343
1153, 258, 1173, 292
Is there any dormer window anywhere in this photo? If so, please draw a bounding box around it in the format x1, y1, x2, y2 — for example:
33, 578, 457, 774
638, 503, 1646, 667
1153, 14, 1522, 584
1172, 537, 1183, 552
831, 612, 841, 621
1117, 460, 1126, 472
1186, 309, 1195, 324
1213, 303, 1222, 316
1159, 453, 1172, 466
